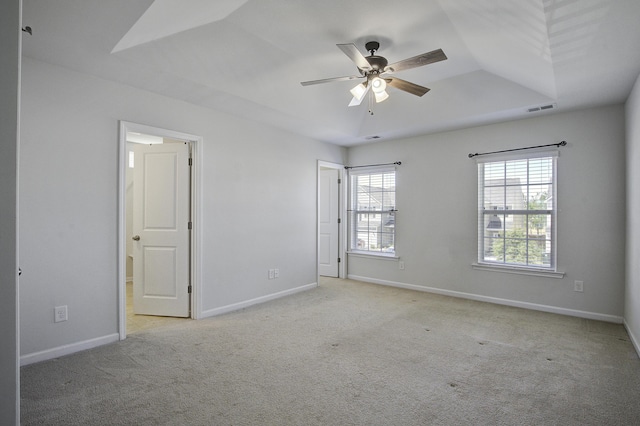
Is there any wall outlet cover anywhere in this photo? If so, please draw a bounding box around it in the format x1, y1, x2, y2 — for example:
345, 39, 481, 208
54, 305, 68, 322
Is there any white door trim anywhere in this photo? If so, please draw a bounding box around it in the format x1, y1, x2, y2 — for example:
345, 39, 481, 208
117, 121, 203, 340
317, 160, 346, 281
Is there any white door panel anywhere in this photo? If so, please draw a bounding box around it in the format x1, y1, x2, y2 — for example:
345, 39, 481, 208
319, 168, 339, 277
132, 143, 190, 317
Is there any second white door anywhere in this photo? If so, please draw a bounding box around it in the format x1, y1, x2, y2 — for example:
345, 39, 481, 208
319, 168, 339, 277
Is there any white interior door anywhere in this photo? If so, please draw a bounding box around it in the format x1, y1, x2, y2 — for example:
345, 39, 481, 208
132, 143, 190, 317
319, 168, 339, 277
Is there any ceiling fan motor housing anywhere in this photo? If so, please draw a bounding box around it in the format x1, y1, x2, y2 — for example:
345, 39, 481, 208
366, 55, 388, 72
364, 41, 387, 73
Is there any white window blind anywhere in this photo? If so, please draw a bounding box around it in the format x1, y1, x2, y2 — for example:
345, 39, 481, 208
477, 151, 557, 270
348, 167, 396, 255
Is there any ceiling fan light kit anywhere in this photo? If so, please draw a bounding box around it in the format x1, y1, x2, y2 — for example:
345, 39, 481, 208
350, 81, 369, 102
373, 91, 389, 104
301, 41, 447, 110
370, 77, 388, 103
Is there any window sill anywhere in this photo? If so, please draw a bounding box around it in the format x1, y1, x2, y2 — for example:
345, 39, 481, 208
472, 262, 565, 279
347, 251, 399, 260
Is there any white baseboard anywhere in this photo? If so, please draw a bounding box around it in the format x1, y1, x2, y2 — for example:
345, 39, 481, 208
201, 282, 318, 319
20, 333, 120, 366
348, 275, 624, 324
623, 319, 640, 358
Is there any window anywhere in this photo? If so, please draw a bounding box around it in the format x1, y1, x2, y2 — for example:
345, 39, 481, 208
348, 167, 396, 255
477, 152, 557, 270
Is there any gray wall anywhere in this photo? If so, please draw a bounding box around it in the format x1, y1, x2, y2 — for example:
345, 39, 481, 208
19, 57, 345, 359
626, 72, 640, 353
0, 1, 20, 423
347, 106, 627, 320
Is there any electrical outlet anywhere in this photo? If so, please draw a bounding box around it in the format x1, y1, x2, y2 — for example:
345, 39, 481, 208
398, 261, 405, 270
268, 269, 275, 280
574, 280, 584, 292
54, 305, 68, 323
274, 268, 279, 278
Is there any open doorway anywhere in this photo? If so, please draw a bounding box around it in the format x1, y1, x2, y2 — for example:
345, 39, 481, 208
318, 161, 346, 280
118, 122, 202, 339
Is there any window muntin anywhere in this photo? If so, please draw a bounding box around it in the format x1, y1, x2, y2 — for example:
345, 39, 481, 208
478, 155, 556, 269
349, 168, 396, 255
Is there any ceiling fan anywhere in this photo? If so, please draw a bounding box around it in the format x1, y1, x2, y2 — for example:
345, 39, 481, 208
301, 41, 447, 107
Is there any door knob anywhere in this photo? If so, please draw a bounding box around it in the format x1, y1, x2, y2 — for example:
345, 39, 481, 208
132, 235, 140, 241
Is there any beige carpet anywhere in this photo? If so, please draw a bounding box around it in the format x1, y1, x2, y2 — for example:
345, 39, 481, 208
21, 277, 640, 425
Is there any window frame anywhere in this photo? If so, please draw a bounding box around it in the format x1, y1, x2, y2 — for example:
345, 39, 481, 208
476, 150, 559, 273
347, 165, 397, 258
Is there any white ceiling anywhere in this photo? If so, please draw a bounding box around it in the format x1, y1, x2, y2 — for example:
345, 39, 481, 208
21, 0, 640, 146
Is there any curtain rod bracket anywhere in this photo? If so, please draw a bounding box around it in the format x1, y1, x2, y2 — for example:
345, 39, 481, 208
468, 141, 566, 159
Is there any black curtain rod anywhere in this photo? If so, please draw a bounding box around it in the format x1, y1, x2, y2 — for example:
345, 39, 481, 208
345, 161, 401, 170
468, 141, 566, 159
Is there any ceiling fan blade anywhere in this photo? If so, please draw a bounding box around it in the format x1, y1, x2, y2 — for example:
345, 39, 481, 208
348, 96, 364, 107
386, 77, 430, 97
337, 43, 371, 71
385, 48, 447, 73
300, 75, 363, 86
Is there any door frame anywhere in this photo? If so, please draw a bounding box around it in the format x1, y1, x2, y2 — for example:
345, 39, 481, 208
317, 160, 346, 280
117, 121, 203, 339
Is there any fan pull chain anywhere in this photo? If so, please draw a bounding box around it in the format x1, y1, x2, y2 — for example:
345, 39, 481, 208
368, 90, 374, 115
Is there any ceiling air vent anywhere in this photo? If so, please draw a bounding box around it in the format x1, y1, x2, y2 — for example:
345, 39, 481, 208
527, 103, 557, 113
